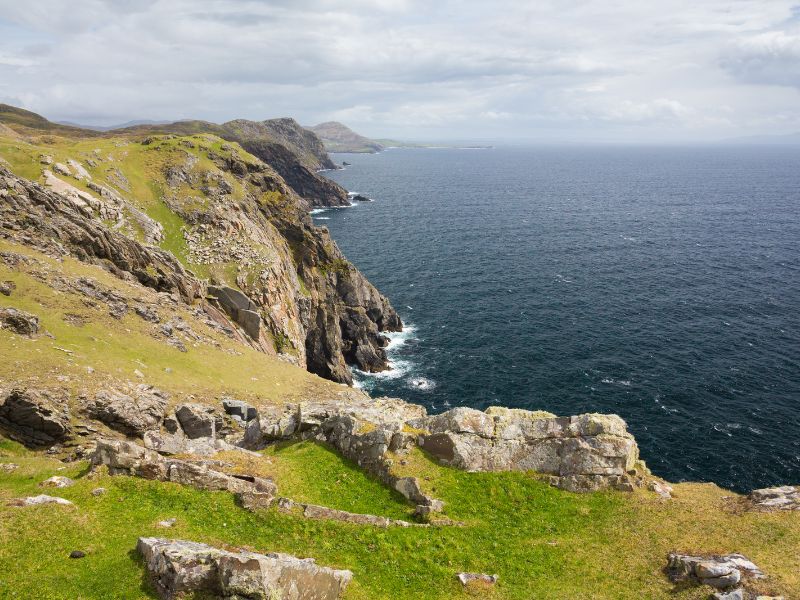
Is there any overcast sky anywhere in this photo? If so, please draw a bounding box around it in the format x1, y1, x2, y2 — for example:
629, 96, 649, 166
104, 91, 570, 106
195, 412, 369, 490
1, 0, 799, 142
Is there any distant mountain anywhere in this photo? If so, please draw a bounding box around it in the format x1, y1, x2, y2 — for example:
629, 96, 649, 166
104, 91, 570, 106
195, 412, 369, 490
56, 119, 174, 132
307, 121, 384, 153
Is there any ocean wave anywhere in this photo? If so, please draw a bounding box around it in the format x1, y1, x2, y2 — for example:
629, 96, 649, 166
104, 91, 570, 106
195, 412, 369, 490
408, 377, 436, 391
601, 377, 631, 386
309, 208, 328, 215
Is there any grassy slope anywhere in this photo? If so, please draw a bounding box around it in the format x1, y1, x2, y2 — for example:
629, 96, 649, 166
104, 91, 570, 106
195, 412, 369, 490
1, 440, 797, 600
0, 240, 336, 409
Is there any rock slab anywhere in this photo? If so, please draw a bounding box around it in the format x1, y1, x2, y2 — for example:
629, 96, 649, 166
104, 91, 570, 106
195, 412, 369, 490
137, 537, 352, 600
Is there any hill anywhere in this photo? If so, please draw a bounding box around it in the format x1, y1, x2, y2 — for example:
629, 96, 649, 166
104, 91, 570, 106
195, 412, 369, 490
308, 121, 385, 153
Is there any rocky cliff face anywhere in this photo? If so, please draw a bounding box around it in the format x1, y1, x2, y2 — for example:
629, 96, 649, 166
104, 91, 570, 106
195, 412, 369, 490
0, 131, 398, 383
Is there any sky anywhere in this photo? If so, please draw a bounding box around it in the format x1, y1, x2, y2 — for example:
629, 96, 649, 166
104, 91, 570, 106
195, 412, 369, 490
0, 0, 799, 142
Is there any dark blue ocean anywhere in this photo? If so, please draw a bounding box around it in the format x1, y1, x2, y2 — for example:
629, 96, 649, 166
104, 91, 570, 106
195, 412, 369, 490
318, 146, 800, 493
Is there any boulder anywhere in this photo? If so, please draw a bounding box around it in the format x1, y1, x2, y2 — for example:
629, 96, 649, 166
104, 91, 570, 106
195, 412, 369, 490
137, 537, 352, 600
0, 280, 15, 296
88, 385, 168, 437
0, 463, 19, 472
0, 307, 39, 336
175, 404, 217, 439
222, 398, 258, 422
667, 553, 764, 591
0, 388, 70, 447
418, 407, 641, 492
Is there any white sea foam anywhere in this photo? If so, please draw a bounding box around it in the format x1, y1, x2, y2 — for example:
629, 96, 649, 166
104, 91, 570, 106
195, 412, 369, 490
310, 208, 328, 215
601, 378, 631, 386
315, 216, 330, 220
408, 377, 436, 391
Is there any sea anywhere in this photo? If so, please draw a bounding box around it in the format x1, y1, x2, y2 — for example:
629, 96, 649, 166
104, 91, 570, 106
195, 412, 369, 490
315, 145, 800, 493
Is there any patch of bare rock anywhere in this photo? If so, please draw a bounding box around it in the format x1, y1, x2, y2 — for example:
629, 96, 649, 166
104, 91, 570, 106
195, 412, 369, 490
0, 388, 70, 447
748, 486, 800, 511
7, 494, 73, 507
0, 306, 39, 336
137, 537, 352, 600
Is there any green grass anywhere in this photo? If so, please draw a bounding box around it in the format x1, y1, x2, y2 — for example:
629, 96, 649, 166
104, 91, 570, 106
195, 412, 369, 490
1, 441, 797, 599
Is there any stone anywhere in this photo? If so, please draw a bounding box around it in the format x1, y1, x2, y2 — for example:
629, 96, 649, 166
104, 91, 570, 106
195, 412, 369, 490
40, 476, 74, 488
1, 463, 19, 472
137, 537, 352, 600
418, 406, 640, 492
207, 285, 264, 342
175, 403, 216, 439
0, 280, 15, 296
222, 398, 258, 422
92, 439, 278, 498
0, 307, 39, 336
667, 553, 764, 592
157, 518, 177, 528
69, 550, 86, 559
749, 486, 800, 511
7, 494, 73, 507
713, 590, 746, 600
457, 573, 499, 586
0, 388, 70, 447
648, 480, 673, 499
53, 162, 72, 176
88, 385, 168, 437
143, 430, 187, 455
237, 491, 276, 512
91, 487, 107, 496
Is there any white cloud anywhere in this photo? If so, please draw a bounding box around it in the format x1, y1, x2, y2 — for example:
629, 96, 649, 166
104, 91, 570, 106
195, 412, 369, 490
0, 0, 798, 140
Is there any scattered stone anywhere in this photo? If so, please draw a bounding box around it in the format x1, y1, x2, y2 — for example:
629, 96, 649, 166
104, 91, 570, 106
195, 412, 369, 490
87, 385, 168, 437
91, 487, 106, 496
134, 369, 145, 379
157, 518, 177, 528
40, 475, 75, 488
0, 307, 40, 336
749, 486, 800, 511
134, 304, 160, 323
69, 550, 86, 559
667, 553, 764, 591
457, 572, 499, 586
0, 388, 71, 447
649, 480, 673, 499
7, 494, 73, 507
0, 280, 15, 296
137, 537, 352, 600
67, 159, 91, 180
39, 154, 53, 165
275, 498, 419, 527
53, 162, 72, 176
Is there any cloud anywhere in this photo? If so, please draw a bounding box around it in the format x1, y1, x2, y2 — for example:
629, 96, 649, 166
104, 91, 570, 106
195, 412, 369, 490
721, 30, 800, 87
0, 0, 798, 140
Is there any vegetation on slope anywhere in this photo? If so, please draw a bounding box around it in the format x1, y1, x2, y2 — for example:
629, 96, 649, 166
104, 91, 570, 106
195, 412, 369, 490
1, 438, 797, 599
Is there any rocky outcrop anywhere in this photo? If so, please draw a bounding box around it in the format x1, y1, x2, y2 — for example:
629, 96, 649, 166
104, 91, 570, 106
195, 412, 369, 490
417, 407, 643, 492
0, 307, 39, 336
0, 167, 202, 303
667, 553, 765, 595
87, 385, 169, 437
748, 486, 800, 511
137, 537, 352, 600
276, 498, 419, 528
0, 388, 71, 447
92, 439, 277, 505
244, 397, 642, 500
457, 573, 499, 587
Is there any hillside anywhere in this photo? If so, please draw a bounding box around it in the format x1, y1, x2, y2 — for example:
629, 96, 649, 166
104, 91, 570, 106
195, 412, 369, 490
0, 104, 350, 208
309, 121, 385, 154
0, 115, 399, 384
0, 106, 798, 600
